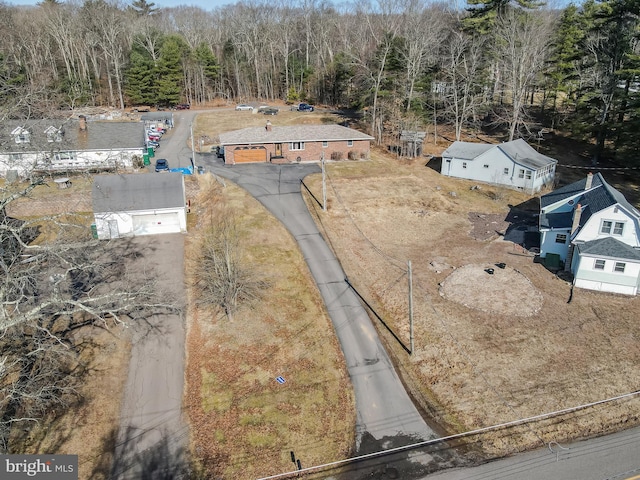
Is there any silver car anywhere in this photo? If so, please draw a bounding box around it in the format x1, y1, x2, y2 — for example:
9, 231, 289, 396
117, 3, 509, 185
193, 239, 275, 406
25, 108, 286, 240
235, 104, 254, 111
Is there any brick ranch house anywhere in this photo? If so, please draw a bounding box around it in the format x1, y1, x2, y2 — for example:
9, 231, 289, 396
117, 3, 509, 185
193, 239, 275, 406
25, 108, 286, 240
218, 123, 374, 164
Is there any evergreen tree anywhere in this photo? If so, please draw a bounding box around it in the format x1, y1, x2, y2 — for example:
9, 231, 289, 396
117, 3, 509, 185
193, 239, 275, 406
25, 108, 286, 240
125, 49, 156, 105
464, 0, 545, 33
572, 0, 640, 164
155, 35, 186, 107
545, 4, 590, 116
128, 0, 158, 16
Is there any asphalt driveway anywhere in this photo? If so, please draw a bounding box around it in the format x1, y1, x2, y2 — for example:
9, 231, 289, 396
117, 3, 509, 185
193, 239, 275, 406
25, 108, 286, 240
198, 158, 444, 476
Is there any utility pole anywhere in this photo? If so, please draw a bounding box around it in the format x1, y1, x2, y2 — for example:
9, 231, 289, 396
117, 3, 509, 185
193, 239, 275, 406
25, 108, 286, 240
408, 260, 414, 354
321, 151, 327, 212
190, 122, 195, 171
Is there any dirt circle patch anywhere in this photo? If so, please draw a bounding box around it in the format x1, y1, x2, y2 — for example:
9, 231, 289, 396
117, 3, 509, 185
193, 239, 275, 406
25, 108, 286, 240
439, 264, 543, 317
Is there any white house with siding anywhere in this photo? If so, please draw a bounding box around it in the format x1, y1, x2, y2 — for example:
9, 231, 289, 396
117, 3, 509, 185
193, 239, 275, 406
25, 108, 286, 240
0, 118, 145, 178
440, 139, 556, 193
539, 172, 640, 295
92, 173, 187, 239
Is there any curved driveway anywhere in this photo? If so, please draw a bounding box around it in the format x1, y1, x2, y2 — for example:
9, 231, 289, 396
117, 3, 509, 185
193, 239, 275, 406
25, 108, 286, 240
198, 159, 438, 452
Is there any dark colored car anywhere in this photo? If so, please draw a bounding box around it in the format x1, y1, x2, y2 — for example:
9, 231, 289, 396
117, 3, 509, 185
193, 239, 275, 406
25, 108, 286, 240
176, 103, 191, 110
154, 158, 169, 172
215, 146, 225, 159
298, 103, 314, 112
262, 107, 279, 115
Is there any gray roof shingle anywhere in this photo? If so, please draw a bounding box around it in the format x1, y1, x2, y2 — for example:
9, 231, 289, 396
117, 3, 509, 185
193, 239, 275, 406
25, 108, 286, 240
219, 124, 374, 145
1, 119, 144, 153
540, 173, 640, 225
92, 173, 184, 212
441, 141, 493, 160
441, 139, 556, 170
577, 237, 640, 261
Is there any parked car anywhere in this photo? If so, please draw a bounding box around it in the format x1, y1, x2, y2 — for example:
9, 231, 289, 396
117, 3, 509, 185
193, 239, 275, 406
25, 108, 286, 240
262, 107, 279, 115
235, 104, 254, 111
146, 140, 160, 149
215, 145, 225, 159
154, 158, 169, 172
176, 103, 191, 110
297, 103, 314, 112
147, 132, 161, 141
257, 105, 270, 112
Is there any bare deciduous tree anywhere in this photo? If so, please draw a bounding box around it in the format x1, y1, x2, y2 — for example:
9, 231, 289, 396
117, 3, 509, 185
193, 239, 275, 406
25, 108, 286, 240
0, 179, 178, 452
190, 212, 266, 321
493, 9, 555, 140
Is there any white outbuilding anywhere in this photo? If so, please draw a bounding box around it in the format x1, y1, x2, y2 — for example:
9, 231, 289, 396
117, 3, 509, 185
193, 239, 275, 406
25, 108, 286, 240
440, 139, 557, 193
92, 173, 187, 239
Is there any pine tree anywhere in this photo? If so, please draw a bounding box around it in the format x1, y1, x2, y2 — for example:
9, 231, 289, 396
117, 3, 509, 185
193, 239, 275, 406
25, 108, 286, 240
155, 36, 185, 107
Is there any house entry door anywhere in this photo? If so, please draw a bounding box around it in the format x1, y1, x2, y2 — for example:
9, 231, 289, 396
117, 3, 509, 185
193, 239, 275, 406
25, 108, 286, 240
275, 143, 282, 156
107, 220, 119, 239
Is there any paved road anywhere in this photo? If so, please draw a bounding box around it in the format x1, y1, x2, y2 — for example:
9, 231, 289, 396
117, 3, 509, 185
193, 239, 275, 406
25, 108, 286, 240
423, 425, 640, 480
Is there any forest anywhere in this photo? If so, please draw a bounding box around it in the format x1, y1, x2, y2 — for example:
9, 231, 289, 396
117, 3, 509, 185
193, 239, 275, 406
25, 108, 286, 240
0, 0, 639, 165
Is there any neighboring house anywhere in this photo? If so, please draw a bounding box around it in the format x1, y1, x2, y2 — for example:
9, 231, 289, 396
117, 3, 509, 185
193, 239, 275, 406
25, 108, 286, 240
440, 139, 557, 193
218, 123, 374, 164
92, 172, 187, 239
0, 118, 145, 178
539, 172, 640, 295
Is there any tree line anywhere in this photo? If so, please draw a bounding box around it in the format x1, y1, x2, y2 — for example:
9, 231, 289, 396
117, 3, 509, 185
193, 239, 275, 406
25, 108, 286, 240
0, 0, 639, 163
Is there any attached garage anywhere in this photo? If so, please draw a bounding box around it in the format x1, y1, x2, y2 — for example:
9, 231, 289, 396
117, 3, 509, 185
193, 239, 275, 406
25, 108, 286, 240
93, 172, 187, 239
233, 146, 267, 163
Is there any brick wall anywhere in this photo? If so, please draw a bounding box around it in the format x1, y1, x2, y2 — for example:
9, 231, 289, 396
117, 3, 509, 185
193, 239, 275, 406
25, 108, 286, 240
225, 139, 371, 164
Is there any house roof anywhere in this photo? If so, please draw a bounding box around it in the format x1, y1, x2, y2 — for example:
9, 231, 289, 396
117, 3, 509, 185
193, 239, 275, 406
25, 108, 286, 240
92, 172, 184, 212
441, 141, 493, 160
539, 211, 573, 230
140, 112, 174, 122
441, 139, 557, 170
497, 139, 557, 170
219, 124, 374, 146
577, 237, 640, 262
0, 119, 144, 153
540, 173, 640, 225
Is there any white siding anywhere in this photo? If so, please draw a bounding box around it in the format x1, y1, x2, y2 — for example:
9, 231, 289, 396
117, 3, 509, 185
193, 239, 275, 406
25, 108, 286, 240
0, 148, 142, 177
540, 229, 571, 261
441, 147, 550, 192
94, 207, 186, 239
574, 206, 640, 248
573, 254, 640, 295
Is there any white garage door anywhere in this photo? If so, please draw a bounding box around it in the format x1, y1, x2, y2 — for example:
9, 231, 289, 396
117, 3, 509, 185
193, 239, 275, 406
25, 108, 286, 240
132, 212, 181, 236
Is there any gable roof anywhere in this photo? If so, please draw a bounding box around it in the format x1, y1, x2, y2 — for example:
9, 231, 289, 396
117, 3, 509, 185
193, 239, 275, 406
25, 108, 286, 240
219, 124, 374, 146
577, 237, 640, 262
441, 141, 493, 160
92, 173, 184, 212
1, 119, 144, 153
497, 139, 557, 170
441, 139, 556, 170
541, 173, 640, 219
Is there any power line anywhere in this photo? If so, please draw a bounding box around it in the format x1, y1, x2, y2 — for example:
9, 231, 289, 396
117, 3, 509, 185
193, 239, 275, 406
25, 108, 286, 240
256, 389, 640, 480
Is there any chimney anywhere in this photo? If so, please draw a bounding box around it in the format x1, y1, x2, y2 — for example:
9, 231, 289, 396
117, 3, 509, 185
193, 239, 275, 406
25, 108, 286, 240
265, 120, 272, 132
571, 203, 582, 234
78, 115, 87, 131
585, 172, 593, 190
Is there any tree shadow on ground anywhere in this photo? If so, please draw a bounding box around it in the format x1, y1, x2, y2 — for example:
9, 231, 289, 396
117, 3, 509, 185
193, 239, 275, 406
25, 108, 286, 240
107, 426, 193, 480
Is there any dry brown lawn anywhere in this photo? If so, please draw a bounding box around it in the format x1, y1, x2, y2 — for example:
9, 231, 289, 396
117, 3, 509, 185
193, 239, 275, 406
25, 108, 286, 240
184, 175, 355, 479
6, 107, 640, 477
301, 146, 640, 457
